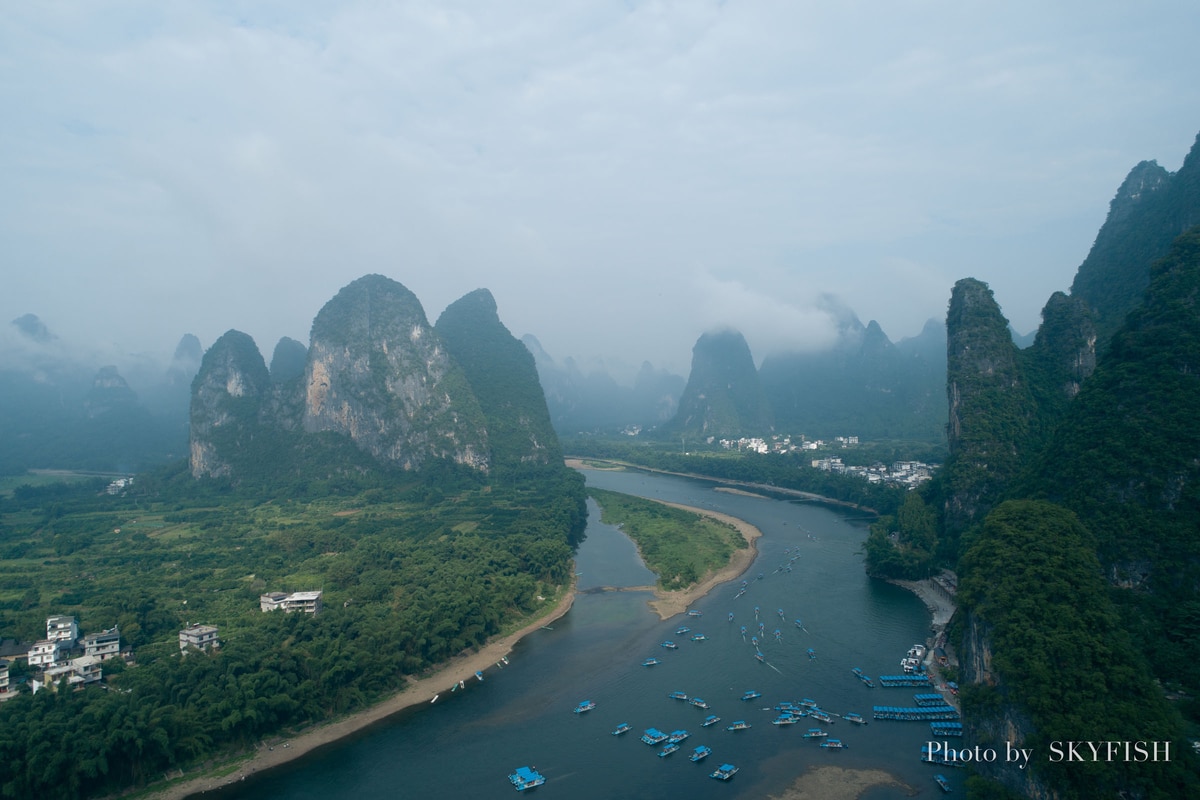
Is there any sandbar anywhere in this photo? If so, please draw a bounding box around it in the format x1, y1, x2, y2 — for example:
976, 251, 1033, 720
768, 765, 914, 800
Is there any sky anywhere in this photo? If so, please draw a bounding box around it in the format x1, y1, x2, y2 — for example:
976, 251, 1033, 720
4, 1, 1200, 380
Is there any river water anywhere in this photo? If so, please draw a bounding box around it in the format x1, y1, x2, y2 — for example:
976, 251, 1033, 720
214, 468, 960, 799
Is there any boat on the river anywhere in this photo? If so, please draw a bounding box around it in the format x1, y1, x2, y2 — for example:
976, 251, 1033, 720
641, 657, 660, 667
667, 730, 690, 744
741, 690, 761, 701
690, 697, 709, 709
935, 774, 953, 792
809, 710, 833, 723
803, 728, 829, 739
641, 728, 668, 745
710, 763, 739, 781
726, 720, 751, 731
690, 745, 712, 762
668, 691, 689, 701
612, 722, 632, 735
687, 609, 702, 617
659, 742, 680, 757
772, 714, 799, 726
573, 700, 596, 714
508, 766, 546, 791
476, 671, 485, 681
843, 712, 867, 725
676, 626, 691, 635
702, 715, 721, 727
821, 738, 846, 749
660, 641, 677, 649
691, 633, 707, 641
806, 648, 817, 659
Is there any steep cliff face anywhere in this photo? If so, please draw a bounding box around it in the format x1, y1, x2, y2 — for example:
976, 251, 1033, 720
941, 279, 1036, 539
1071, 133, 1200, 348
665, 328, 772, 438
302, 274, 488, 472
435, 289, 560, 471
189, 329, 271, 478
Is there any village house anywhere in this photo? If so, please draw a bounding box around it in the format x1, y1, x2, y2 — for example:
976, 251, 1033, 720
0, 659, 12, 701
46, 615, 78, 645
260, 590, 323, 614
82, 625, 121, 661
34, 655, 102, 693
27, 640, 64, 668
179, 624, 220, 652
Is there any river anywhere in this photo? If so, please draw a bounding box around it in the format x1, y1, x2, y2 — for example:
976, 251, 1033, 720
212, 467, 960, 799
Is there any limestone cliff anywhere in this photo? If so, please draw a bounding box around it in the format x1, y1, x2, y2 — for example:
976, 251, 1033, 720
189, 329, 271, 478
435, 288, 560, 471
302, 275, 488, 471
664, 328, 772, 439
941, 279, 1036, 539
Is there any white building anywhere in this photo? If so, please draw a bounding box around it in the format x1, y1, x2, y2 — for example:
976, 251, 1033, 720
36, 656, 101, 693
82, 625, 121, 661
260, 590, 323, 614
46, 615, 78, 645
179, 624, 220, 652
0, 659, 12, 701
27, 640, 63, 668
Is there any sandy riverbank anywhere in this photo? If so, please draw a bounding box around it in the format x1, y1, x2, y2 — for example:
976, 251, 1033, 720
645, 500, 762, 619
767, 766, 915, 800
147, 590, 576, 800
886, 576, 956, 629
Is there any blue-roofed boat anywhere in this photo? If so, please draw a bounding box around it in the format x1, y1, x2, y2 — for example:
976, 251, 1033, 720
476, 671, 485, 681
800, 698, 818, 708
690, 745, 712, 762
803, 728, 828, 739
843, 712, 867, 725
612, 722, 632, 735
755, 651, 766, 663
726, 720, 751, 731
573, 700, 596, 714
668, 691, 689, 701
659, 743, 680, 757
710, 763, 739, 781
508, 766, 546, 791
641, 728, 668, 745
641, 657, 660, 667
660, 640, 677, 649
809, 710, 833, 723
807, 648, 816, 659
821, 738, 846, 749
772, 714, 799, 726
667, 729, 690, 744
691, 633, 707, 641
690, 697, 709, 709
687, 609, 703, 617
676, 626, 691, 635
741, 690, 761, 701
702, 714, 721, 727
935, 774, 952, 792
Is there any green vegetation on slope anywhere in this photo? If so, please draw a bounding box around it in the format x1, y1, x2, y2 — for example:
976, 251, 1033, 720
958, 501, 1192, 799
0, 459, 585, 800
587, 487, 747, 591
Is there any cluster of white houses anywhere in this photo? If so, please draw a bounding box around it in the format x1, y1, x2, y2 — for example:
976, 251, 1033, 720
2, 590, 323, 698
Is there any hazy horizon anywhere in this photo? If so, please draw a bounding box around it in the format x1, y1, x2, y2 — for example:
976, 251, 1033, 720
5, 2, 1199, 377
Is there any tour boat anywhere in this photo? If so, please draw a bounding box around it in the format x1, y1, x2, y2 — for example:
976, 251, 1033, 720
741, 690, 761, 701
573, 700, 596, 714
821, 738, 847, 749
660, 641, 677, 649
508, 766, 546, 791
668, 691, 689, 701
612, 722, 632, 735
667, 730, 690, 744
641, 728, 668, 745
803, 728, 829, 739
690, 745, 712, 762
702, 715, 721, 727
935, 774, 953, 793
641, 657, 660, 667
726, 720, 751, 731
690, 697, 709, 709
710, 763, 739, 781
659, 742, 680, 757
